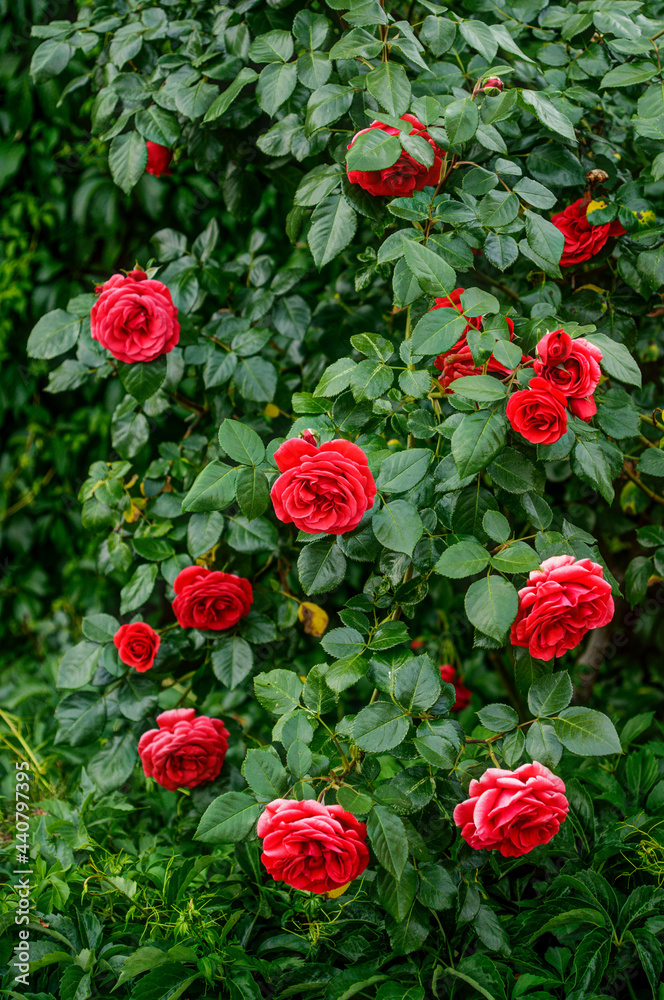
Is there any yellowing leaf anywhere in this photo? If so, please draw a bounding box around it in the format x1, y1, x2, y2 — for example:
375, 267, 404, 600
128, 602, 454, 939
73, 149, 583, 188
298, 601, 329, 637
264, 403, 280, 418
326, 881, 351, 898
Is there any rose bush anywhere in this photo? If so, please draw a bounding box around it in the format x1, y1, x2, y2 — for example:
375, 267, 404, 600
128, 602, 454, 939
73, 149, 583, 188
5, 0, 664, 998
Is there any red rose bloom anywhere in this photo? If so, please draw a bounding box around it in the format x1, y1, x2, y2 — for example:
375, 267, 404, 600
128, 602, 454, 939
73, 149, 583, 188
138, 709, 229, 791
453, 761, 569, 857
145, 141, 173, 178
347, 114, 443, 198
257, 798, 370, 894
510, 554, 614, 660
440, 665, 472, 712
551, 198, 625, 267
506, 376, 568, 445
271, 438, 377, 535
91, 269, 180, 364
431, 289, 525, 393
172, 565, 253, 631
534, 331, 602, 422
114, 622, 160, 672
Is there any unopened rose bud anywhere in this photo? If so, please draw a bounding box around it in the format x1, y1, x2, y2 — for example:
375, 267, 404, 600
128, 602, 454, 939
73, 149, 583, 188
300, 429, 318, 446
484, 77, 503, 93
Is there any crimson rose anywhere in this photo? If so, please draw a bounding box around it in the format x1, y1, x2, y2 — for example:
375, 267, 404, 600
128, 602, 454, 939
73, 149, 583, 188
551, 198, 625, 267
506, 376, 568, 445
172, 565, 253, 631
257, 798, 370, 893
453, 761, 569, 857
113, 622, 160, 672
347, 114, 443, 198
91, 269, 180, 364
271, 438, 376, 535
440, 665, 472, 712
510, 554, 614, 660
146, 141, 173, 177
534, 330, 602, 421
138, 709, 229, 791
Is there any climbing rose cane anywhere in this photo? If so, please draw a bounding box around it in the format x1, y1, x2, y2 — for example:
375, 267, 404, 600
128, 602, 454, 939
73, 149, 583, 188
453, 761, 569, 857
510, 555, 614, 660
138, 709, 229, 791
113, 622, 160, 672
271, 438, 376, 534
172, 565, 253, 630
257, 798, 370, 893
91, 269, 180, 364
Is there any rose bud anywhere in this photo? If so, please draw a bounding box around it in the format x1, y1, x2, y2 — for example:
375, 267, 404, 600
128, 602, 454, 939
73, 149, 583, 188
484, 77, 504, 93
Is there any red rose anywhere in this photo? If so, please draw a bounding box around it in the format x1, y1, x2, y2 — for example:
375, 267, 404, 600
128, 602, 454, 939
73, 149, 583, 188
146, 141, 173, 177
440, 665, 472, 712
453, 761, 569, 857
271, 438, 377, 535
257, 798, 370, 894
551, 198, 625, 267
172, 565, 253, 631
431, 289, 526, 393
91, 269, 180, 364
113, 622, 160, 672
347, 114, 443, 198
506, 376, 568, 445
511, 554, 614, 660
138, 708, 229, 791
534, 332, 602, 422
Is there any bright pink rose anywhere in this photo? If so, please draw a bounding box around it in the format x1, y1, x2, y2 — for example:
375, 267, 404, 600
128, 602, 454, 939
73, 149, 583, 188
257, 798, 370, 893
551, 198, 625, 267
440, 665, 472, 712
138, 709, 229, 791
271, 438, 376, 535
91, 269, 180, 364
113, 622, 160, 672
534, 332, 602, 422
453, 761, 569, 857
511, 555, 614, 660
172, 566, 253, 631
146, 141, 173, 177
506, 376, 568, 445
347, 114, 443, 198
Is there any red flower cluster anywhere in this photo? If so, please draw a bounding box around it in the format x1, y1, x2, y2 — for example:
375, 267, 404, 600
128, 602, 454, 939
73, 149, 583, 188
138, 709, 229, 791
347, 115, 443, 198
91, 269, 180, 364
431, 289, 526, 393
257, 798, 370, 894
552, 198, 625, 267
146, 141, 173, 178
114, 622, 160, 672
172, 565, 253, 631
533, 329, 602, 421
440, 665, 472, 711
453, 761, 569, 857
271, 438, 376, 535
511, 554, 614, 660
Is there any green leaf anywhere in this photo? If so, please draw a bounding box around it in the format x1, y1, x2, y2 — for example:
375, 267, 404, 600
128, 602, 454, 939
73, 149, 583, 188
525, 719, 563, 768
126, 965, 198, 1000
366, 62, 411, 116
367, 806, 409, 879
236, 467, 270, 520
637, 449, 664, 476
298, 537, 347, 594
520, 90, 576, 143
256, 62, 297, 116
27, 309, 81, 359
303, 664, 337, 714
465, 575, 518, 642
57, 641, 102, 690
254, 669, 303, 716
227, 515, 278, 553
353, 702, 410, 752
109, 131, 148, 195
445, 97, 480, 145
394, 654, 441, 713
452, 410, 507, 477
434, 539, 490, 578
321, 627, 365, 659
521, 210, 565, 278
588, 333, 641, 387
483, 232, 518, 271
528, 671, 573, 716
420, 17, 456, 57
30, 38, 72, 82
513, 177, 556, 209
479, 190, 520, 228
249, 30, 294, 63
490, 541, 540, 574
410, 308, 467, 357
350, 358, 394, 400
372, 500, 424, 556
451, 375, 508, 403
552, 708, 622, 755
377, 449, 432, 493
120, 563, 158, 615
118, 357, 167, 403
347, 128, 401, 171
233, 356, 277, 402
305, 84, 354, 134
476, 703, 519, 732
82, 613, 119, 643
132, 537, 175, 562
571, 439, 615, 504
601, 61, 658, 88
195, 791, 262, 843
417, 863, 456, 909
219, 419, 265, 465
403, 240, 456, 297
135, 106, 179, 146
181, 461, 238, 513
413, 719, 460, 768
211, 637, 254, 689
459, 20, 498, 61
325, 653, 369, 692
309, 194, 357, 268
88, 732, 138, 794
377, 864, 419, 922
287, 739, 313, 778
313, 356, 357, 397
